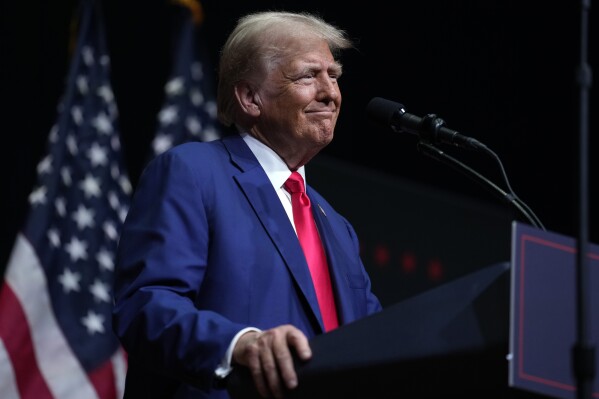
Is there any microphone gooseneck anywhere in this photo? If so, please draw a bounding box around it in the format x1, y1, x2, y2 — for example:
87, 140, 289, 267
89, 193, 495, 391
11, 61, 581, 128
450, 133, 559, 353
366, 97, 546, 231
417, 142, 545, 230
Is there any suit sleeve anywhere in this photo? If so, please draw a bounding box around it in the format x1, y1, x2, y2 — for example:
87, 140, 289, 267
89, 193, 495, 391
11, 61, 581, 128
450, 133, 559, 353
112, 151, 247, 389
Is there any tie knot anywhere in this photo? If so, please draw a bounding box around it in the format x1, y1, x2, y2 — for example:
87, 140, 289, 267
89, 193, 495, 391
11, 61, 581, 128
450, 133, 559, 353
284, 171, 305, 194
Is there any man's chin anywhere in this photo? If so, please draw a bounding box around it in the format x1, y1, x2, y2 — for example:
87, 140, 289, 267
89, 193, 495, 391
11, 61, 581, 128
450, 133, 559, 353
315, 129, 334, 146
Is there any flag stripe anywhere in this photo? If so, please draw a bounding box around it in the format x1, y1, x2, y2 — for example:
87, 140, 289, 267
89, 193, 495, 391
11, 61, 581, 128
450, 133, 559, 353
3, 234, 99, 399
0, 283, 53, 399
111, 349, 127, 398
0, 340, 20, 399
88, 359, 117, 399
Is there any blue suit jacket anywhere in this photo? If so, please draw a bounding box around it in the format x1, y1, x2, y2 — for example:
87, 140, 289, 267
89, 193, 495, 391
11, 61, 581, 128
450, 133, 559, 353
112, 134, 382, 398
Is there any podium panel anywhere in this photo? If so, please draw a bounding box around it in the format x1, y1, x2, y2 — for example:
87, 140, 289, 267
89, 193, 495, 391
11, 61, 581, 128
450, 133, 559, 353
509, 222, 599, 399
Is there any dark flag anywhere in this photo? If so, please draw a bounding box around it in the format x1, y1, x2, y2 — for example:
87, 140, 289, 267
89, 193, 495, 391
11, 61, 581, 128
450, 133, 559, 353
149, 0, 222, 159
0, 1, 128, 398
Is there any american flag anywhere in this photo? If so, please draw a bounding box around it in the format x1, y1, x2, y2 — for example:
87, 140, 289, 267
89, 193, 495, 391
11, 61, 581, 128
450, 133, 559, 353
0, 1, 128, 398
149, 0, 222, 159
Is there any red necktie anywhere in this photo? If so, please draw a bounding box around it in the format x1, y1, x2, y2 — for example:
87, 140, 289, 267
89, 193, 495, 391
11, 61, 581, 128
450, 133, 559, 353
284, 171, 338, 332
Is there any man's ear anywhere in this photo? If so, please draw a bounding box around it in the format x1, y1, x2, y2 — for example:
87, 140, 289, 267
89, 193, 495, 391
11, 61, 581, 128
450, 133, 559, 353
234, 81, 261, 117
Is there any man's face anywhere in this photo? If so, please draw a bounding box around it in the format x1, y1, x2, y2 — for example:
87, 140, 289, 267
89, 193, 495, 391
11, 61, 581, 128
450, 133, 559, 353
252, 38, 343, 166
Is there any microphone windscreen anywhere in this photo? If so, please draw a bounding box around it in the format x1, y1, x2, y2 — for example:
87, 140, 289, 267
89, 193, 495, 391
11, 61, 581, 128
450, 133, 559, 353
366, 97, 403, 127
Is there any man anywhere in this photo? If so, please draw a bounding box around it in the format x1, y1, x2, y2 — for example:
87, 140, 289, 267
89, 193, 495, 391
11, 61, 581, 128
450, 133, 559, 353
112, 10, 382, 399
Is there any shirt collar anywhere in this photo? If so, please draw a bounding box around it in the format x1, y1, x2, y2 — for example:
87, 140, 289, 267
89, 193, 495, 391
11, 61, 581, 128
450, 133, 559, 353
241, 133, 306, 189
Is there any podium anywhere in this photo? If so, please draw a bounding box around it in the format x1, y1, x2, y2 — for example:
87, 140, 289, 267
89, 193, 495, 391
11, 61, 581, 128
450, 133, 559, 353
227, 262, 513, 398
509, 222, 599, 398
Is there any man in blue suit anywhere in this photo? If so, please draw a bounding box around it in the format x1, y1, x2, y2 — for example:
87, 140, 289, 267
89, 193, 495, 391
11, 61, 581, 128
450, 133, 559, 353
112, 10, 382, 399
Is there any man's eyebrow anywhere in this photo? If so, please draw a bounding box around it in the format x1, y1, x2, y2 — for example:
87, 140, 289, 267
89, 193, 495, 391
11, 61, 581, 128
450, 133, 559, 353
288, 60, 343, 76
330, 62, 343, 74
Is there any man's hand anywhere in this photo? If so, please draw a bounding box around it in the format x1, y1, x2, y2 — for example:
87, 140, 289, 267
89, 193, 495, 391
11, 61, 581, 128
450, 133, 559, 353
232, 325, 312, 398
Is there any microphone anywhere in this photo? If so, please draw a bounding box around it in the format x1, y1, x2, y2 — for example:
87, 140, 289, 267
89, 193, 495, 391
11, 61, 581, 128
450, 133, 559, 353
366, 97, 485, 150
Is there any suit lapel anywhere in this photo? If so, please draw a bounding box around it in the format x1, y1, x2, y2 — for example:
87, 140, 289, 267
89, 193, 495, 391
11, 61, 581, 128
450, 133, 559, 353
309, 191, 359, 326
222, 135, 324, 331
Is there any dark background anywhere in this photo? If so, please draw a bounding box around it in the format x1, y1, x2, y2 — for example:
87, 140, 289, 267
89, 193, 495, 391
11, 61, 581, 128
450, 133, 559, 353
1, 2, 596, 397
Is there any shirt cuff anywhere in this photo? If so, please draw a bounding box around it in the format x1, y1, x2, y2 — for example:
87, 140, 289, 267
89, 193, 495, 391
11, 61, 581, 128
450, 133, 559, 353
214, 327, 262, 379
